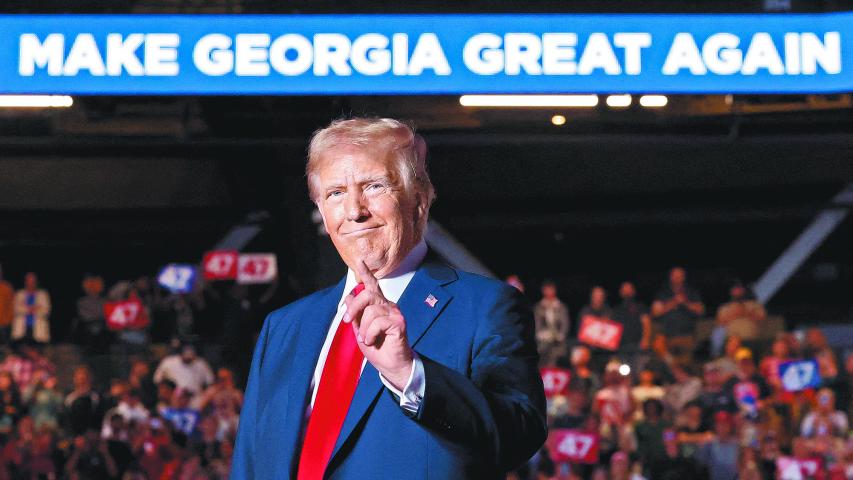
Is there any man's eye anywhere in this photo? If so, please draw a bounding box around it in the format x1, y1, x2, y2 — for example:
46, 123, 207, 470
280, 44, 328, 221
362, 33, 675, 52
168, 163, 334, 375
328, 190, 343, 198
367, 183, 385, 190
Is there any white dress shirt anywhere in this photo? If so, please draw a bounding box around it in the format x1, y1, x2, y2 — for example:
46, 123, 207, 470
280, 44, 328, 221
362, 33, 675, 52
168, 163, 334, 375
308, 240, 428, 415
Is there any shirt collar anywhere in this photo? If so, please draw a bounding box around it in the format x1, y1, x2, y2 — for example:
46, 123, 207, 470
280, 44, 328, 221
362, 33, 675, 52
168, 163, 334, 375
340, 239, 428, 307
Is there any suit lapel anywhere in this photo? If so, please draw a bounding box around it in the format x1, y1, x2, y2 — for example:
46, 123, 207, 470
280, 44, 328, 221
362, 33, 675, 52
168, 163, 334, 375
328, 257, 457, 468
281, 277, 346, 476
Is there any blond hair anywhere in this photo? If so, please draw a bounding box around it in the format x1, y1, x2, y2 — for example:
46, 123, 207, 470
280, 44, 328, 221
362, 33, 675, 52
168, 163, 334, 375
306, 117, 436, 210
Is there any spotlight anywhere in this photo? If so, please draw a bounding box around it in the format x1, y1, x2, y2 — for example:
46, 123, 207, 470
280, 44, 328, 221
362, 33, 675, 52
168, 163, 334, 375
551, 115, 566, 126
618, 364, 631, 376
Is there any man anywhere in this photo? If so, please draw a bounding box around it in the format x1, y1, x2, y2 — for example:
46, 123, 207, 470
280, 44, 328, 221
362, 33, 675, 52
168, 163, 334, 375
712, 280, 765, 356
612, 281, 652, 356
12, 272, 51, 343
651, 267, 704, 363
153, 344, 214, 401
533, 280, 569, 366
232, 118, 546, 479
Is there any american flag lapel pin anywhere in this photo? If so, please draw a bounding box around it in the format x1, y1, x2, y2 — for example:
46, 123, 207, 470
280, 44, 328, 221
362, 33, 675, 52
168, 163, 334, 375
424, 294, 438, 308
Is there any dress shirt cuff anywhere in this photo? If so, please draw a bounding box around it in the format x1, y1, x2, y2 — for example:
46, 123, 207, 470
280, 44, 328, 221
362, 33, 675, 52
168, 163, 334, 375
379, 353, 425, 415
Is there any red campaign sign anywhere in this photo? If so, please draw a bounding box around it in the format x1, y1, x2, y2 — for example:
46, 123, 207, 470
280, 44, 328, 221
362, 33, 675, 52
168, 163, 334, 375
203, 250, 238, 280
237, 253, 278, 284
577, 315, 623, 351
540, 367, 571, 398
547, 429, 599, 464
776, 457, 823, 479
104, 299, 149, 331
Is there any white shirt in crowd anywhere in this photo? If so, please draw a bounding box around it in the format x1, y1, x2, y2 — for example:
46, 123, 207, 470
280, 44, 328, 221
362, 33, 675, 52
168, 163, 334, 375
153, 355, 215, 396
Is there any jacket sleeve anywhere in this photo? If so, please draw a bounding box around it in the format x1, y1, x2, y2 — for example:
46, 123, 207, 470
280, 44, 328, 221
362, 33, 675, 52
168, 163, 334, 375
231, 313, 273, 480
414, 285, 547, 471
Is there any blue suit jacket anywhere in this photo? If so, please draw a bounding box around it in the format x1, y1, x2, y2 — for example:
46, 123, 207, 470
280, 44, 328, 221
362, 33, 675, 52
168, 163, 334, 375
231, 257, 547, 479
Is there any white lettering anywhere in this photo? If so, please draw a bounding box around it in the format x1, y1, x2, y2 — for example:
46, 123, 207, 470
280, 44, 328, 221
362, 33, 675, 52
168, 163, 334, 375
18, 33, 64, 76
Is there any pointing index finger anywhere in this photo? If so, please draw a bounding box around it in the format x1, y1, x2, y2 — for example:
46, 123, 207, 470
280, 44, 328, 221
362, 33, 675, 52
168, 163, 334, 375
355, 260, 382, 295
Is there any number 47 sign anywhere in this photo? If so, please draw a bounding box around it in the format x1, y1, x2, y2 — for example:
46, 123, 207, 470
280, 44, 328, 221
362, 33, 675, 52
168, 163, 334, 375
548, 429, 599, 464
779, 359, 821, 392
578, 315, 623, 351
202, 251, 278, 284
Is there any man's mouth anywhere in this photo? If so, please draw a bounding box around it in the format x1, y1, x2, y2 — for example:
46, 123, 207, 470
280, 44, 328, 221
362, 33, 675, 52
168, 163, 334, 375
342, 226, 381, 236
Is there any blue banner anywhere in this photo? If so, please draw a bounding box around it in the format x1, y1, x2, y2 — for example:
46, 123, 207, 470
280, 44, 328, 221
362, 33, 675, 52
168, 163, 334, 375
0, 13, 850, 95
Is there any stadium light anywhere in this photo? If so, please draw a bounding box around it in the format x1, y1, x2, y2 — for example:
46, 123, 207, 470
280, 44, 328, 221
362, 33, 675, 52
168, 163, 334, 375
459, 95, 599, 108
0, 95, 74, 108
639, 95, 668, 108
551, 115, 567, 126
605, 94, 632, 108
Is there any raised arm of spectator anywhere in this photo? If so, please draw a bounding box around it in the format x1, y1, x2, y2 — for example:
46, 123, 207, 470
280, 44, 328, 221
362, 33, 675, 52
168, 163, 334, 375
640, 312, 652, 350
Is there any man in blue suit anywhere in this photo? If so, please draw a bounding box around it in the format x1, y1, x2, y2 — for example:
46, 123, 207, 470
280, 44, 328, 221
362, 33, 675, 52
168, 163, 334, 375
232, 118, 546, 479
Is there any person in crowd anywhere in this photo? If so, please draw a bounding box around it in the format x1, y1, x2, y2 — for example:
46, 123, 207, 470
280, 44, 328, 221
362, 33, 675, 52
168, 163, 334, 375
74, 274, 107, 349
127, 358, 158, 411
694, 411, 740, 480
712, 280, 766, 356
804, 328, 840, 388
800, 388, 848, 439
102, 413, 135, 478
0, 265, 13, 345
634, 398, 670, 478
652, 267, 705, 363
760, 337, 793, 397
675, 401, 712, 458
534, 280, 570, 366
64, 366, 102, 436
612, 281, 652, 358
593, 362, 634, 452
631, 369, 665, 410
199, 367, 243, 442
65, 428, 120, 479
102, 386, 150, 438
0, 371, 22, 435
658, 427, 707, 480
664, 362, 703, 414
23, 372, 63, 430
161, 388, 201, 438
568, 345, 600, 399
697, 361, 738, 427
730, 348, 771, 419
156, 379, 177, 414
1, 343, 54, 391
153, 343, 214, 402
12, 273, 51, 344
643, 333, 675, 385
578, 286, 613, 325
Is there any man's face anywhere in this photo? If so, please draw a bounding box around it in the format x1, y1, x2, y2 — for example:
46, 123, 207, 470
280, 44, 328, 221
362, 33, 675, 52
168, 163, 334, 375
669, 268, 685, 287
619, 282, 635, 300
590, 287, 605, 307
24, 273, 37, 290
315, 145, 424, 279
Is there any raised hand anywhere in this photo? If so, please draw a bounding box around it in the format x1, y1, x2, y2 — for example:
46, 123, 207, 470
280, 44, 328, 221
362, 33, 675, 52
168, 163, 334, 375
343, 260, 413, 390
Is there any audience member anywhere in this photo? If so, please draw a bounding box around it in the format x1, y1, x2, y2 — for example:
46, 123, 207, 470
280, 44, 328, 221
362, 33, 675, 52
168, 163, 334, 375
612, 281, 652, 356
800, 388, 848, 439
74, 274, 107, 349
153, 344, 214, 401
713, 280, 766, 355
534, 280, 570, 366
64, 366, 102, 436
694, 411, 740, 480
652, 267, 705, 363
12, 273, 51, 344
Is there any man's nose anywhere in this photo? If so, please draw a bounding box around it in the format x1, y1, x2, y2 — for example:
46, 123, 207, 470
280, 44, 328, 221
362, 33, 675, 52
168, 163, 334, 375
345, 190, 368, 221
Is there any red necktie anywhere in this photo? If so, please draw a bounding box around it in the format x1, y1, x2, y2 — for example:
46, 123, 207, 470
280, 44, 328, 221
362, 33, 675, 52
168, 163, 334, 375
297, 283, 365, 480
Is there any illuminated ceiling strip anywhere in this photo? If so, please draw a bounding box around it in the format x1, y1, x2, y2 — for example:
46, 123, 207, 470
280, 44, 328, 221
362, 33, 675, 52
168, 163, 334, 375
459, 95, 599, 108
0, 95, 73, 108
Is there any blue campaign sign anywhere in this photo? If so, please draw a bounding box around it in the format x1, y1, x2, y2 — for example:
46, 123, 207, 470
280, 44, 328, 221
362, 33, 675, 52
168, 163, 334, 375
779, 359, 821, 392
0, 13, 850, 95
157, 264, 196, 294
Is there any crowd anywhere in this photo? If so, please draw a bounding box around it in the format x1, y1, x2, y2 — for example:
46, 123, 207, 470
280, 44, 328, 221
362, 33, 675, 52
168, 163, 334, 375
515, 267, 852, 480
0, 261, 850, 479
0, 263, 277, 479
